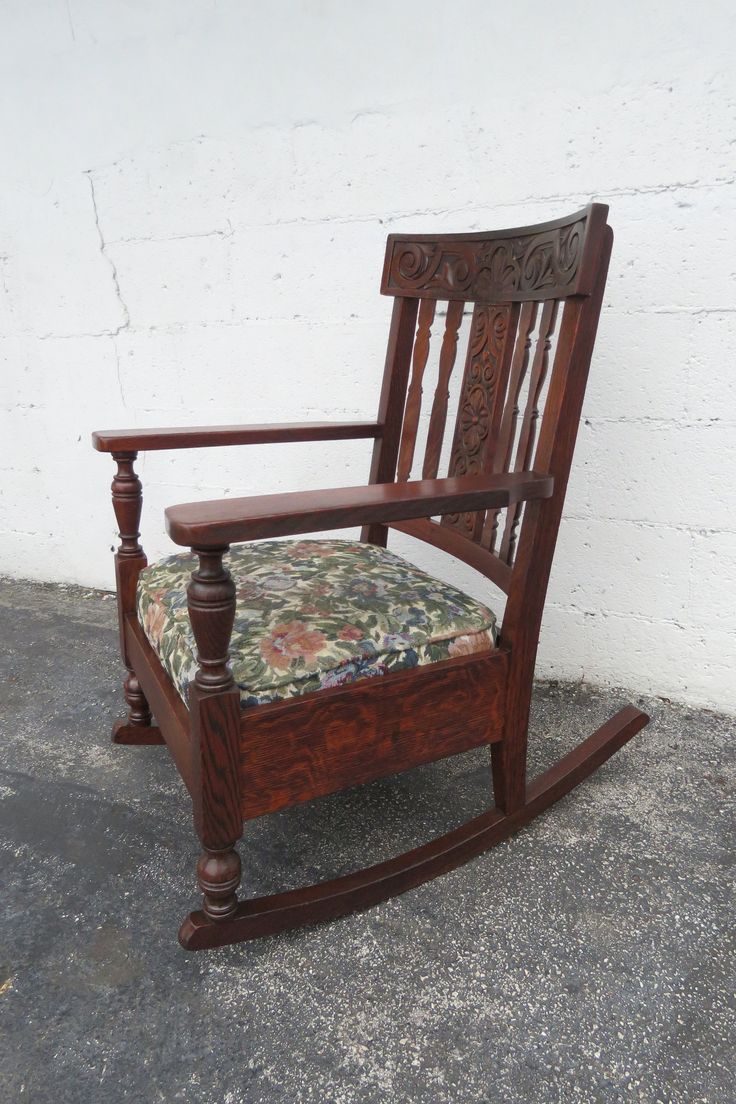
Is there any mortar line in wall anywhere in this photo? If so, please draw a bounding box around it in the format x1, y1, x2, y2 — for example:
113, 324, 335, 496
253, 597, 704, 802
544, 604, 691, 630
23, 303, 734, 344
561, 514, 736, 536
95, 174, 736, 247
580, 416, 736, 427
619, 306, 736, 316
24, 317, 391, 340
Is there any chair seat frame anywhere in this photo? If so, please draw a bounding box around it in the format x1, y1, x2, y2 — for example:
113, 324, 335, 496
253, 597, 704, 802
92, 203, 648, 950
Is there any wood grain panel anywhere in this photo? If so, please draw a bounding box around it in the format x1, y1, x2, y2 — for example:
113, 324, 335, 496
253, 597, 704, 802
238, 650, 508, 819
165, 471, 554, 547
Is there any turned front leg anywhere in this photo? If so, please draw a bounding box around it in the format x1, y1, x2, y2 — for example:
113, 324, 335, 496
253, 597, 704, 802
110, 451, 160, 743
187, 545, 243, 922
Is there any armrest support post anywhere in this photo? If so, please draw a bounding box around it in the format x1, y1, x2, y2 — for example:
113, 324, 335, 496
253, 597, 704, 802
186, 545, 243, 922
187, 546, 237, 695
111, 451, 144, 559
109, 450, 152, 733
110, 451, 147, 662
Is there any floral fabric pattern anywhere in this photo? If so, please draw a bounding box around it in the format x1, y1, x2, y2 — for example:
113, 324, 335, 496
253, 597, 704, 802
137, 539, 498, 709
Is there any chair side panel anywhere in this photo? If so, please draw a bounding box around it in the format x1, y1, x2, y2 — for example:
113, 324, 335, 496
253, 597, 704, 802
238, 650, 508, 819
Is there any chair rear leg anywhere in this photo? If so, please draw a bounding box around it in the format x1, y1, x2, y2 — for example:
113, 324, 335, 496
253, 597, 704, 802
491, 735, 526, 813
492, 686, 531, 813
108, 450, 163, 745
112, 666, 163, 744
491, 647, 535, 813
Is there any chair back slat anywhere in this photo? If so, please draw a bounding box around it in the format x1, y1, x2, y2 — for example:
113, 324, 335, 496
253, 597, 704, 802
498, 299, 559, 563
422, 300, 465, 480
481, 300, 539, 551
396, 298, 436, 481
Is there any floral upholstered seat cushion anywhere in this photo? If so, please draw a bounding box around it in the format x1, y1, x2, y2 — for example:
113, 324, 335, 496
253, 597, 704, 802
137, 539, 498, 709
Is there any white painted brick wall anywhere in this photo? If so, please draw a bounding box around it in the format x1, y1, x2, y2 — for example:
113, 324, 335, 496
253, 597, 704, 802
1, 1, 734, 713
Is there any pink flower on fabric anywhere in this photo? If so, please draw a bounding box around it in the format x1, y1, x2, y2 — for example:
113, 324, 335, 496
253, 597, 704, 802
338, 625, 363, 641
259, 621, 327, 671
447, 631, 493, 658
291, 542, 335, 558
144, 602, 168, 644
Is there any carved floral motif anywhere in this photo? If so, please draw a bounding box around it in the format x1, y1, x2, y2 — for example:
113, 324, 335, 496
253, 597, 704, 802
387, 219, 585, 301
443, 305, 512, 538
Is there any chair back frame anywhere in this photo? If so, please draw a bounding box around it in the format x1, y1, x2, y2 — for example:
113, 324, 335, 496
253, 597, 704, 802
364, 204, 613, 809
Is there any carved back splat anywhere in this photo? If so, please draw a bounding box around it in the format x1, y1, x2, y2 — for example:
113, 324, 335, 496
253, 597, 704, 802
442, 302, 519, 540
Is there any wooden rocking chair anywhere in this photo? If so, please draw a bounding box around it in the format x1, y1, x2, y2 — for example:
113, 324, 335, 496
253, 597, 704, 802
92, 203, 648, 950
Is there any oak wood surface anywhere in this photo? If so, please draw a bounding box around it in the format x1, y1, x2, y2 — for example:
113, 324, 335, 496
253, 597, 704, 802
499, 299, 559, 564
422, 300, 464, 480
186, 546, 243, 919
238, 650, 508, 819
397, 298, 436, 481
92, 421, 382, 453
443, 301, 519, 540
482, 300, 538, 550
361, 296, 419, 545
165, 471, 554, 546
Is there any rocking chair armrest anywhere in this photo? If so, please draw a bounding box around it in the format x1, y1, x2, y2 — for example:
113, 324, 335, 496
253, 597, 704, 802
91, 421, 383, 453
164, 471, 554, 547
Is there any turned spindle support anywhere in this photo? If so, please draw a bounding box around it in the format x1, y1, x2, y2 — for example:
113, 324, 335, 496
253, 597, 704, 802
110, 451, 162, 744
185, 546, 243, 926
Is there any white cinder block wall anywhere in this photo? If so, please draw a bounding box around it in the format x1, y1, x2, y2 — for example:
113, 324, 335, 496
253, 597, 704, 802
1, 1, 734, 712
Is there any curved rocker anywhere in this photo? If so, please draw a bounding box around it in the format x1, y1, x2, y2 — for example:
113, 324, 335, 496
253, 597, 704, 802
179, 705, 648, 950
92, 204, 651, 951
